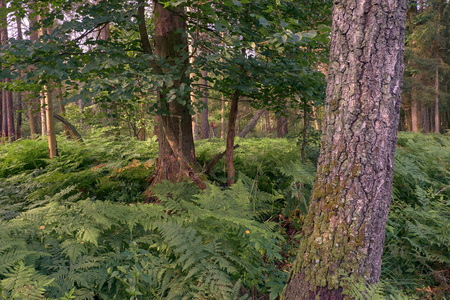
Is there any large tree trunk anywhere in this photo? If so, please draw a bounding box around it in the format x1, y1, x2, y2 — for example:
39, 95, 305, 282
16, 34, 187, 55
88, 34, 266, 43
150, 1, 204, 189
282, 1, 407, 299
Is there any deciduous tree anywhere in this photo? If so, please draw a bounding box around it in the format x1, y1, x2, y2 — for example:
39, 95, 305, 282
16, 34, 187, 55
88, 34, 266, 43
282, 0, 407, 298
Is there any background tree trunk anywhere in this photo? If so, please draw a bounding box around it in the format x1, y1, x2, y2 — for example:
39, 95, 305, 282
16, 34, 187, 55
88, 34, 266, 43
435, 67, 440, 133
0, 0, 15, 142
45, 87, 58, 158
1, 85, 5, 140
238, 108, 266, 138
5, 79, 15, 142
411, 98, 419, 132
40, 94, 47, 136
264, 111, 271, 133
226, 91, 239, 186
282, 0, 407, 298
15, 15, 23, 140
221, 95, 226, 139
200, 70, 209, 139
28, 96, 39, 138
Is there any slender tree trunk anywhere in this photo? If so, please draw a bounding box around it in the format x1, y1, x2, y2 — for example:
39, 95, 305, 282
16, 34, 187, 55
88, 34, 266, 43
283, 113, 288, 136
435, 67, 439, 133
226, 91, 239, 186
40, 95, 47, 136
27, 16, 39, 138
45, 87, 58, 158
282, 0, 407, 298
411, 101, 419, 132
220, 32, 226, 140
422, 104, 429, 132
4, 80, 14, 142
276, 114, 282, 137
221, 95, 226, 139
137, 102, 146, 141
264, 111, 271, 133
311, 103, 320, 131
28, 96, 39, 138
15, 16, 24, 140
1, 0, 15, 142
277, 113, 287, 137
200, 70, 209, 139
53, 113, 83, 143
150, 1, 205, 190
192, 113, 199, 141
300, 103, 309, 163
1, 86, 5, 140
238, 108, 266, 138
57, 86, 71, 137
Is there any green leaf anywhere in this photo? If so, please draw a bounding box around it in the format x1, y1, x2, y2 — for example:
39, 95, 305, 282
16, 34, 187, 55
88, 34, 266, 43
259, 17, 270, 28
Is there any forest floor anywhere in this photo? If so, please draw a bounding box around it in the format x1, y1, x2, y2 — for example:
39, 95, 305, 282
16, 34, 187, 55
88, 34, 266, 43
0, 132, 449, 299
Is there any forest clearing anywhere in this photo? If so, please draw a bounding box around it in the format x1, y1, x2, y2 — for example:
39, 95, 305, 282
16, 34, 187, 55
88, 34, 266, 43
0, 0, 449, 299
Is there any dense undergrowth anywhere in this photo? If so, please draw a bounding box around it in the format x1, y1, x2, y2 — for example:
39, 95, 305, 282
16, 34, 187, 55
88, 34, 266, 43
0, 132, 448, 299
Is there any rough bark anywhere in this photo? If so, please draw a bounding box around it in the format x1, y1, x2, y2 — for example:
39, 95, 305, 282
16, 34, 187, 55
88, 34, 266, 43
200, 70, 209, 139
149, 1, 205, 190
226, 91, 239, 186
238, 108, 267, 138
282, 0, 406, 298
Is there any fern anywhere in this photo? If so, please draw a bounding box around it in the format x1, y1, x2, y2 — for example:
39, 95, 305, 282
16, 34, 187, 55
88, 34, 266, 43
1, 262, 55, 300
